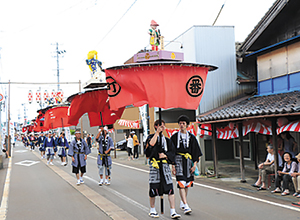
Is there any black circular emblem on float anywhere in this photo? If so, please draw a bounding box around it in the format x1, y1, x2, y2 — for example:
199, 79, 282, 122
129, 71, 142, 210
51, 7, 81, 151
106, 76, 121, 97
186, 75, 204, 97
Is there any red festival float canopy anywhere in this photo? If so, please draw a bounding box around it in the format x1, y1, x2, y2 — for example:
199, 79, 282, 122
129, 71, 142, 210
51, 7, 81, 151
105, 62, 217, 111
67, 88, 124, 127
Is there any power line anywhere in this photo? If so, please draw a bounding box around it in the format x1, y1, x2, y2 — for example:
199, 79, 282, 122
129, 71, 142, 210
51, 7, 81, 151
94, 0, 138, 47
15, 0, 87, 33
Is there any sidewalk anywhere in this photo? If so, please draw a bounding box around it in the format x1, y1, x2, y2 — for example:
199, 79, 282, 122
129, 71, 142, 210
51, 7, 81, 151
112, 149, 300, 204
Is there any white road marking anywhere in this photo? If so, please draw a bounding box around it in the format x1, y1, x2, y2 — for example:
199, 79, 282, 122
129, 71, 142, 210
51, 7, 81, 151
0, 150, 13, 219
88, 155, 300, 213
14, 150, 28, 153
15, 160, 40, 167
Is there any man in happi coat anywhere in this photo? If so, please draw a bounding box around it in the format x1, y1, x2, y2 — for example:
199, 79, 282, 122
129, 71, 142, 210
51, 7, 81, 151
68, 129, 90, 185
43, 131, 56, 166
29, 133, 35, 151
96, 126, 114, 186
25, 134, 30, 149
38, 132, 46, 158
52, 132, 58, 159
171, 115, 202, 215
57, 132, 69, 166
145, 119, 181, 219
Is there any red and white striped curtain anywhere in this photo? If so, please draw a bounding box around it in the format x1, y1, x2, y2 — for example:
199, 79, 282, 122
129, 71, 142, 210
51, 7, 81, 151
165, 124, 197, 138
277, 120, 300, 134
118, 119, 140, 129
198, 119, 272, 140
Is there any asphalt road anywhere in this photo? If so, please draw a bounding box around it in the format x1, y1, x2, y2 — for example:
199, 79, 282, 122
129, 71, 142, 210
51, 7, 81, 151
2, 142, 300, 220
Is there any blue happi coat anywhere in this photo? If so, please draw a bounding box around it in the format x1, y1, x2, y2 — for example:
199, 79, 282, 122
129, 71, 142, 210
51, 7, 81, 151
29, 136, 35, 146
53, 136, 58, 152
43, 137, 56, 155
57, 136, 69, 157
38, 136, 46, 151
97, 135, 114, 166
68, 138, 90, 167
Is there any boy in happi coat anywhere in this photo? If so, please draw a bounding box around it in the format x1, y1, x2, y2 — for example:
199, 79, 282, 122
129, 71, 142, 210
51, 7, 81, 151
96, 126, 114, 186
145, 119, 181, 219
52, 132, 58, 159
43, 131, 57, 165
171, 115, 202, 215
57, 132, 69, 166
38, 132, 46, 158
29, 133, 35, 151
25, 135, 30, 149
68, 129, 90, 185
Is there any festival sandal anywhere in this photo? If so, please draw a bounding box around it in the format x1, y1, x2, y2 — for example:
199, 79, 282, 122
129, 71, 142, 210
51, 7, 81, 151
271, 189, 281, 193
257, 187, 266, 191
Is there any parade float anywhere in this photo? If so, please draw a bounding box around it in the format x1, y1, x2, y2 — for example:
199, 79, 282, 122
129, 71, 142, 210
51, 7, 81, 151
101, 20, 218, 214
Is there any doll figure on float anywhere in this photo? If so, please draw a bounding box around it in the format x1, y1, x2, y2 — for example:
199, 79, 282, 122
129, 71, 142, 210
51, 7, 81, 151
84, 50, 107, 89
148, 20, 161, 51
86, 50, 104, 77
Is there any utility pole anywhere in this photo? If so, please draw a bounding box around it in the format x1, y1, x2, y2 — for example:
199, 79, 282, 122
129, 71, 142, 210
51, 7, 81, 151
7, 80, 11, 157
52, 42, 66, 92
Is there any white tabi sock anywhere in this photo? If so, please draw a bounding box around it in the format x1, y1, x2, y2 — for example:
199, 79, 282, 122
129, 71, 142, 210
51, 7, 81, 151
150, 207, 156, 213
180, 200, 184, 207
170, 208, 176, 215
184, 203, 190, 209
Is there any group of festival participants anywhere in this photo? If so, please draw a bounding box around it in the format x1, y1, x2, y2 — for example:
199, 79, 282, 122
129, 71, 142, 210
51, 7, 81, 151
22, 131, 69, 166
19, 114, 200, 219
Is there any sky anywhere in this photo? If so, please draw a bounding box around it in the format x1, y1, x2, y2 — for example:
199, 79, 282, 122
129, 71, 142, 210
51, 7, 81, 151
0, 0, 276, 123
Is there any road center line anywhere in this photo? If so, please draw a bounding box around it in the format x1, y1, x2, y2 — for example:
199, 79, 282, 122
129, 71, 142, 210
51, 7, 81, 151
89, 156, 300, 213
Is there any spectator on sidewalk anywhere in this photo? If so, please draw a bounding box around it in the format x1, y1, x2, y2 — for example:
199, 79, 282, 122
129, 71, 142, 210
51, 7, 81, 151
280, 132, 298, 158
271, 152, 297, 196
252, 144, 283, 190
291, 153, 300, 197
86, 134, 92, 149
2, 143, 9, 158
125, 133, 134, 160
68, 129, 90, 185
131, 131, 140, 159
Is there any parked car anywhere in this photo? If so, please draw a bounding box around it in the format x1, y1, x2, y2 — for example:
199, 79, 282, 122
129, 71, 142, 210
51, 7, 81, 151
116, 139, 127, 151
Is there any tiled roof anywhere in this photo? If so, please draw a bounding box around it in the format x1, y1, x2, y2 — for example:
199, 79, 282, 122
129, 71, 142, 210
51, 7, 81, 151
197, 91, 300, 123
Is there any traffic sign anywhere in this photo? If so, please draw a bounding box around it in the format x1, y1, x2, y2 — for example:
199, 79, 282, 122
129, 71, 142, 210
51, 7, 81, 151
0, 93, 3, 102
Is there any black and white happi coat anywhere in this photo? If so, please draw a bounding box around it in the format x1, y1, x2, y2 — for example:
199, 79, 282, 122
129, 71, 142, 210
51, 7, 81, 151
171, 131, 202, 186
145, 134, 176, 197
